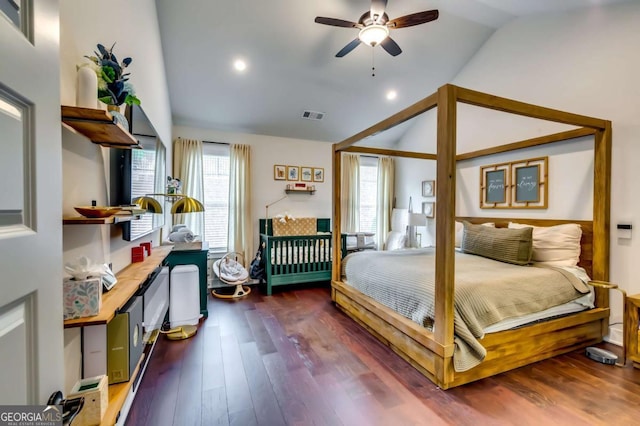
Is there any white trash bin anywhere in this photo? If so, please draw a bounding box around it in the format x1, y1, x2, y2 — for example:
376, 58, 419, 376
169, 265, 201, 328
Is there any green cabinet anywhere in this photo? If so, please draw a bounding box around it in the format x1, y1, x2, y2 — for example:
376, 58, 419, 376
166, 243, 209, 318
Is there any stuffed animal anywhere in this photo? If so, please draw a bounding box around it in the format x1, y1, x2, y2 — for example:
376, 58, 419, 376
167, 176, 182, 194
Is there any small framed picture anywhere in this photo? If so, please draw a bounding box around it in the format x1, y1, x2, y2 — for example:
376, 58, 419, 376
422, 180, 435, 197
274, 165, 286, 180
510, 156, 548, 209
287, 166, 299, 181
301, 167, 313, 182
480, 162, 510, 209
313, 167, 324, 182
422, 202, 434, 218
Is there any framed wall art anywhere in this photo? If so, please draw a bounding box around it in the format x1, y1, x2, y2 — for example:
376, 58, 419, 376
301, 167, 313, 182
422, 201, 435, 218
480, 162, 510, 209
313, 167, 324, 182
274, 165, 286, 180
510, 157, 548, 209
287, 166, 299, 181
422, 180, 435, 197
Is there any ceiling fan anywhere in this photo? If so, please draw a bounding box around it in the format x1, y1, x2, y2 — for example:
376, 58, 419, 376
314, 0, 439, 57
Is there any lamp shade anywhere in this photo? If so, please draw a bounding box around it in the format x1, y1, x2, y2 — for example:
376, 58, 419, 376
171, 196, 205, 214
132, 196, 163, 213
409, 212, 427, 227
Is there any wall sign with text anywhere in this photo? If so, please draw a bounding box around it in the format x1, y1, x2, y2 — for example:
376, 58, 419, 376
480, 162, 510, 209
480, 156, 548, 209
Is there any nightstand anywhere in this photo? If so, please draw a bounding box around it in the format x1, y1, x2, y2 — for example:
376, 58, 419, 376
627, 294, 640, 369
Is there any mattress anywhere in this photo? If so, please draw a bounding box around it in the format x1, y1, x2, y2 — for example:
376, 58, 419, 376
270, 242, 332, 265
342, 248, 592, 371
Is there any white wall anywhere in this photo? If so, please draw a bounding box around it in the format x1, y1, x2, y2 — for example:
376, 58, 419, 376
60, 0, 173, 393
394, 1, 640, 344
173, 126, 333, 256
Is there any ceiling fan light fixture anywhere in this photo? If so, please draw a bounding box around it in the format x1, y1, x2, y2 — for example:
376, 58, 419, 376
358, 24, 389, 47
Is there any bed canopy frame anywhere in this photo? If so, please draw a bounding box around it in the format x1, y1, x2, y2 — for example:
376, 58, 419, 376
330, 84, 611, 389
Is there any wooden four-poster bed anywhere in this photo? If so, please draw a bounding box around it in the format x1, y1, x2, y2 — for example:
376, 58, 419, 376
330, 84, 612, 389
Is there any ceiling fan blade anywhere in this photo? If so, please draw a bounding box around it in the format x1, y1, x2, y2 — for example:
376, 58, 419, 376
388, 10, 439, 29
315, 16, 361, 28
380, 37, 402, 56
336, 38, 362, 57
370, 0, 388, 23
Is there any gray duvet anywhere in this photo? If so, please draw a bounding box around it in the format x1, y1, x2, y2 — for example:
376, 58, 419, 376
342, 248, 590, 372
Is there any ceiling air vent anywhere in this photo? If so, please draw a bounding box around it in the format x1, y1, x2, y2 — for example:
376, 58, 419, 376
301, 110, 325, 121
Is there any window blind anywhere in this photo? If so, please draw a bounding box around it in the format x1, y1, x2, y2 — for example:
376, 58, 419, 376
203, 143, 230, 252
359, 156, 378, 234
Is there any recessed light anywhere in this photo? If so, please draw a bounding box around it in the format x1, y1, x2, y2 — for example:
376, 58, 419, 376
233, 59, 247, 72
386, 90, 397, 101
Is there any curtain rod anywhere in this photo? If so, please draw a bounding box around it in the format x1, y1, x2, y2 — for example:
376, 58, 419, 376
203, 140, 230, 145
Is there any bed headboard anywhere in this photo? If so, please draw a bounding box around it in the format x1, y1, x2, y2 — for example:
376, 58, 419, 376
457, 217, 593, 278
259, 218, 331, 236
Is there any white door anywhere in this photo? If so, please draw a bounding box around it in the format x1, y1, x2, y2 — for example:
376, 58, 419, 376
0, 0, 63, 404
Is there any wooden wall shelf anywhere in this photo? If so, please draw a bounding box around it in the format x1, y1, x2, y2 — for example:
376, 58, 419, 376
63, 245, 173, 328
285, 189, 316, 194
62, 213, 142, 225
61, 105, 140, 148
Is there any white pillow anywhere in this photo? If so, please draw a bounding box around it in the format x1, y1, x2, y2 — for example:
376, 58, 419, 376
385, 231, 406, 251
455, 221, 495, 247
508, 222, 582, 267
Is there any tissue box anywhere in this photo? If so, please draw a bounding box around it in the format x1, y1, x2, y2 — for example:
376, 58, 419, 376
63, 277, 102, 320
67, 375, 108, 426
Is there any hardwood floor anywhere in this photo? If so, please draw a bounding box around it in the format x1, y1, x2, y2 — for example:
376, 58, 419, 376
127, 284, 640, 425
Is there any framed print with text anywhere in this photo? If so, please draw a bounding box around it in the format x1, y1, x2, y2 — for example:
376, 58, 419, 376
510, 157, 548, 209
480, 162, 510, 209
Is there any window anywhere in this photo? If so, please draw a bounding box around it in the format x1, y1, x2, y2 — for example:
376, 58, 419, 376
359, 156, 378, 233
203, 143, 230, 252
129, 137, 157, 239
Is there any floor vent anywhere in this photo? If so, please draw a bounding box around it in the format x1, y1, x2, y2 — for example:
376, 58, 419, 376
301, 110, 325, 121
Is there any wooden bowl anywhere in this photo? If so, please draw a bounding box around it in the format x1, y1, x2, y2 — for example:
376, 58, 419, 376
74, 206, 122, 218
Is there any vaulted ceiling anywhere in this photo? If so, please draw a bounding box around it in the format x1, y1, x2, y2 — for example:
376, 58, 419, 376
156, 0, 627, 144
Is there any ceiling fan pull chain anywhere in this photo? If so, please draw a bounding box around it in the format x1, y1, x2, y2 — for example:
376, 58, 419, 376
371, 49, 376, 77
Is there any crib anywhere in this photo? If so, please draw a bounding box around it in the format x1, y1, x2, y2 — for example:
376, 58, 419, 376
259, 218, 336, 295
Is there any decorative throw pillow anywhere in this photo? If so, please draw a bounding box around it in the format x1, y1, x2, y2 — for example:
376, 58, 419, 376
508, 222, 582, 267
455, 221, 495, 247
385, 230, 406, 251
461, 221, 533, 265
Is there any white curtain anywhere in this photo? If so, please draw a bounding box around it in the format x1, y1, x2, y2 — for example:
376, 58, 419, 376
172, 137, 204, 237
376, 156, 394, 249
153, 138, 166, 232
228, 144, 253, 265
341, 153, 360, 233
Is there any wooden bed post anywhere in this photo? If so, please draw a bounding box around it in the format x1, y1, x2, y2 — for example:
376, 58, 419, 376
332, 147, 342, 286
593, 121, 612, 307
434, 84, 458, 385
